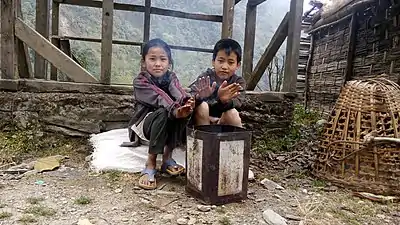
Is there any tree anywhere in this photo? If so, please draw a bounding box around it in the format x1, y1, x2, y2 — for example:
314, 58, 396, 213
267, 54, 285, 91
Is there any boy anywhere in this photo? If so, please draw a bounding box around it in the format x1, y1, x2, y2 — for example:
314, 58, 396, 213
189, 38, 245, 127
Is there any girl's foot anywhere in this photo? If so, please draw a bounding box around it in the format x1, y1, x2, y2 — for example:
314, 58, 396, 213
138, 154, 157, 190
138, 168, 157, 190
161, 158, 185, 176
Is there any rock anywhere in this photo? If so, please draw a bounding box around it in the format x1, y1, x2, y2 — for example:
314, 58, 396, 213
301, 189, 308, 194
316, 119, 327, 126
114, 188, 123, 193
197, 205, 211, 212
248, 170, 255, 181
187, 217, 196, 225
177, 218, 188, 225
162, 214, 175, 221
77, 219, 94, 225
260, 179, 284, 190
262, 209, 287, 225
121, 218, 129, 222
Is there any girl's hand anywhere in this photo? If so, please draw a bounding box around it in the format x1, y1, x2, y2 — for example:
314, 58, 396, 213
185, 97, 195, 109
176, 104, 193, 118
176, 97, 195, 118
217, 81, 241, 103
192, 76, 217, 99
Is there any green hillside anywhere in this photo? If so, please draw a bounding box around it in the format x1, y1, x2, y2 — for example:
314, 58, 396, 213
21, 0, 289, 87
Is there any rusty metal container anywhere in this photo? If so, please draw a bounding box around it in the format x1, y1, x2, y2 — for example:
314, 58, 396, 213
186, 125, 252, 205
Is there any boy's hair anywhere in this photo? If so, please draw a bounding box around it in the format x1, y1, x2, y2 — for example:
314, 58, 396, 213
212, 38, 242, 63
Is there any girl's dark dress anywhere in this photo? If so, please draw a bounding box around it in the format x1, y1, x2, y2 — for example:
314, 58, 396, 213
128, 71, 191, 154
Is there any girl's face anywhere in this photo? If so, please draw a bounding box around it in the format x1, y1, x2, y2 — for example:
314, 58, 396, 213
143, 47, 170, 77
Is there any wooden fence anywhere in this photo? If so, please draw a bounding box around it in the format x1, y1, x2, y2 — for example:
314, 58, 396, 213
1, 0, 305, 94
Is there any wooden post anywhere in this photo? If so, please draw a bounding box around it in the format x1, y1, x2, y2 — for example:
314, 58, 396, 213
247, 13, 289, 90
35, 0, 49, 79
143, 0, 151, 43
101, 0, 114, 84
16, 0, 33, 78
50, 1, 60, 80
282, 0, 304, 92
344, 13, 357, 83
221, 0, 235, 38
242, 3, 257, 83
1, 0, 18, 79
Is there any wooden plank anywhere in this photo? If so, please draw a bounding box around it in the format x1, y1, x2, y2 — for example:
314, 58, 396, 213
150, 7, 222, 22
248, 0, 267, 6
221, 0, 235, 38
52, 36, 213, 53
247, 12, 289, 90
50, 1, 60, 80
1, 0, 18, 79
101, 0, 113, 84
14, 18, 97, 83
282, 0, 304, 92
242, 3, 257, 83
344, 13, 357, 83
53, 0, 222, 22
35, 0, 50, 79
143, 0, 151, 43
16, 0, 33, 79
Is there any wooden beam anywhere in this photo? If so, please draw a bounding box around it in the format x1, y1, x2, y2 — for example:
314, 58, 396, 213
35, 0, 50, 79
344, 13, 357, 83
1, 0, 18, 79
282, 0, 304, 92
15, 18, 97, 83
16, 0, 33, 79
53, 0, 222, 22
52, 36, 214, 53
242, 3, 257, 83
247, 12, 289, 90
222, 0, 235, 38
50, 1, 60, 80
248, 0, 267, 6
143, 0, 151, 43
101, 0, 114, 84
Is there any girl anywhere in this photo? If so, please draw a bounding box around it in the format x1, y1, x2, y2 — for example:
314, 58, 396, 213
128, 38, 195, 190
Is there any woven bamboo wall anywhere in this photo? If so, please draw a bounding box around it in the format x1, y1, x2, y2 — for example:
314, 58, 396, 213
306, 0, 400, 113
307, 18, 351, 113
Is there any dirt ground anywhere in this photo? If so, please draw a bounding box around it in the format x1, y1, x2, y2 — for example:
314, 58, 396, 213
1, 152, 399, 225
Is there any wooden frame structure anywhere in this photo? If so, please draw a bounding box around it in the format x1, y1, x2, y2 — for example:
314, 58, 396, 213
1, 0, 304, 93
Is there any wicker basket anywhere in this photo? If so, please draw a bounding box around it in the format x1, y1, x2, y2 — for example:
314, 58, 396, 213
313, 77, 400, 195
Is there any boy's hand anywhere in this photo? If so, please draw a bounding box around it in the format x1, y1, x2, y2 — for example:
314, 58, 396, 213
217, 81, 241, 103
192, 76, 217, 99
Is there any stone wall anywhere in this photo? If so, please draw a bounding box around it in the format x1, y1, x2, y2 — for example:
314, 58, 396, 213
0, 79, 297, 140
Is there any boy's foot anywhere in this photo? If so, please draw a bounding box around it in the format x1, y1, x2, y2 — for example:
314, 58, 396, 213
138, 168, 157, 190
161, 158, 185, 176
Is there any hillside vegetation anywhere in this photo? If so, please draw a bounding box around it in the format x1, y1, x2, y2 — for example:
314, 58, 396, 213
21, 0, 289, 87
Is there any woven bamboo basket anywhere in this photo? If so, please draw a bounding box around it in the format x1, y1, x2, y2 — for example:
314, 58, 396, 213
313, 77, 400, 195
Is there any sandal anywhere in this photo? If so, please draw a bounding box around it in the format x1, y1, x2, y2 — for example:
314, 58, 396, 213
161, 158, 185, 176
138, 168, 157, 190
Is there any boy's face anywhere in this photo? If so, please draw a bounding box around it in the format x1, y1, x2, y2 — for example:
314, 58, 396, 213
212, 49, 240, 80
